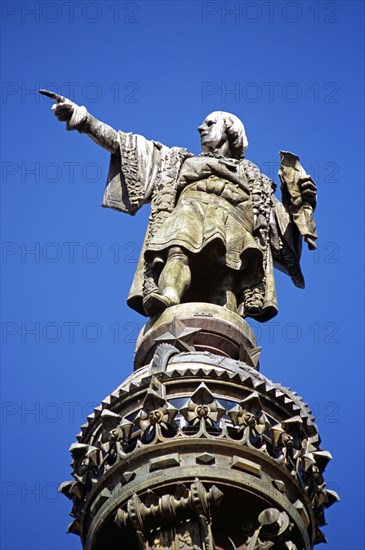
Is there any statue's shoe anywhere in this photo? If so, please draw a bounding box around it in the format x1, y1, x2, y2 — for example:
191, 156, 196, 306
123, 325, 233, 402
143, 293, 177, 316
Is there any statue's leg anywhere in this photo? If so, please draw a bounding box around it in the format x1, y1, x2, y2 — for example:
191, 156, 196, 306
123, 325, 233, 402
143, 247, 191, 315
158, 246, 191, 303
209, 268, 237, 312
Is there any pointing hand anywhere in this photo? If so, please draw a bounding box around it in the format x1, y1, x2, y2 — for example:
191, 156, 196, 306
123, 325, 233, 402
39, 89, 87, 130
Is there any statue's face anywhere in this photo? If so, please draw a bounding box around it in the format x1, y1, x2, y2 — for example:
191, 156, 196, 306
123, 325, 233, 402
198, 113, 228, 153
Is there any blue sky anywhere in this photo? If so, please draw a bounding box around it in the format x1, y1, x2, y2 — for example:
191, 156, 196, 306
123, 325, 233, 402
1, 1, 364, 548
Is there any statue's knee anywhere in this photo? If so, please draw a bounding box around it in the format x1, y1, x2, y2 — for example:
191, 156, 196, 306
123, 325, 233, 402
167, 246, 189, 266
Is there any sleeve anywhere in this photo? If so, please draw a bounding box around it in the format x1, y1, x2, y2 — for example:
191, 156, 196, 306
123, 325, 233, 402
102, 132, 168, 215
270, 196, 305, 289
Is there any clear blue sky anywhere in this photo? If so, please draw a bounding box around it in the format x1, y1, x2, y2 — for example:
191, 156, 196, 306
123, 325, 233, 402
1, 1, 364, 548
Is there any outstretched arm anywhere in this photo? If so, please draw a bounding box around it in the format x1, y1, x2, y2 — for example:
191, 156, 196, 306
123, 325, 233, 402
39, 89, 120, 154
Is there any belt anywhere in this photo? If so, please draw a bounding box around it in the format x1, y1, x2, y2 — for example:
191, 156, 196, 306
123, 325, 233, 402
179, 188, 254, 233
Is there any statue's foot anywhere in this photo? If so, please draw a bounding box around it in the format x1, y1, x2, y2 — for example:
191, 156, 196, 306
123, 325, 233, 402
143, 292, 177, 316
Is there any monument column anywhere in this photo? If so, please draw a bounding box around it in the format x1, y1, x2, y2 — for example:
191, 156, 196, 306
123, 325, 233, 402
60, 304, 337, 549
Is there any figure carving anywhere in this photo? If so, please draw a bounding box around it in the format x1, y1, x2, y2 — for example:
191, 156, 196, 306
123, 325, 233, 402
115, 480, 223, 550
242, 507, 296, 549
40, 89, 317, 321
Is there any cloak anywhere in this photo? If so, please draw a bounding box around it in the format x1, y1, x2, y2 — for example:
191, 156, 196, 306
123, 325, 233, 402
102, 131, 304, 322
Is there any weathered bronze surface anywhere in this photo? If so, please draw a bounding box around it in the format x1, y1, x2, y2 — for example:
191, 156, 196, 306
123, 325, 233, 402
41, 90, 317, 322
41, 91, 336, 549
61, 348, 337, 548
134, 303, 260, 371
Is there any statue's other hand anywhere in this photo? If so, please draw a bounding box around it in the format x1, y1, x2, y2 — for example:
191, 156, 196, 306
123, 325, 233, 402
299, 176, 317, 207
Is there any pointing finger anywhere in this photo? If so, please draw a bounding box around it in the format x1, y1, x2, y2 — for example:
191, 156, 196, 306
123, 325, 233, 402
39, 89, 66, 103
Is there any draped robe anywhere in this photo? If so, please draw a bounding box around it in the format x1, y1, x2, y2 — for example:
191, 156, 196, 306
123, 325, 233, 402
102, 131, 304, 322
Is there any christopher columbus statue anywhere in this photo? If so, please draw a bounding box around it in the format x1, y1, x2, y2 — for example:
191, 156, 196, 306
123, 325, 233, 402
41, 90, 317, 321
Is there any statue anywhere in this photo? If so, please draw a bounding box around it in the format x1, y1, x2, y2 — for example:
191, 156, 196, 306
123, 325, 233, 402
40, 89, 317, 322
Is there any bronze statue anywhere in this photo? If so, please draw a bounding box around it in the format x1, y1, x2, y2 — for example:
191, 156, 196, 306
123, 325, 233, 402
40, 89, 317, 321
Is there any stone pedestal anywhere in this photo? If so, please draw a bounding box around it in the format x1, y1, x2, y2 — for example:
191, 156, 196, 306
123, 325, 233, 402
134, 303, 261, 370
61, 305, 337, 549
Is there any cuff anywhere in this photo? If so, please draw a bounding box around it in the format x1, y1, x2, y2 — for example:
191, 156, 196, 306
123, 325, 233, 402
66, 105, 88, 131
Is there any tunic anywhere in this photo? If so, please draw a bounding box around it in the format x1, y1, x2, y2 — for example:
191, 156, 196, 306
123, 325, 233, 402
101, 131, 304, 322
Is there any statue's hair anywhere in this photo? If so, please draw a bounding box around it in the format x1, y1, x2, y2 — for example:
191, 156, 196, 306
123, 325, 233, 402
208, 111, 248, 159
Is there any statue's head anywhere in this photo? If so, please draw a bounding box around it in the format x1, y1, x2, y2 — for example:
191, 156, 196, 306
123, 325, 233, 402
198, 111, 248, 159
